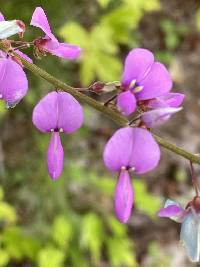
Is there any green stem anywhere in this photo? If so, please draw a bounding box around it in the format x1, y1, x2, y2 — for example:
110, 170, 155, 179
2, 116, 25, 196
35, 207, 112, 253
1, 41, 200, 165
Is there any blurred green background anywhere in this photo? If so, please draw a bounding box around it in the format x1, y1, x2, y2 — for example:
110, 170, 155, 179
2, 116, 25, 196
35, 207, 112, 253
1, 0, 200, 266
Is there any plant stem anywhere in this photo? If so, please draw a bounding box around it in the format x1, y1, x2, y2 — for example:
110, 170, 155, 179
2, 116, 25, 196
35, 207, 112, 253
1, 41, 200, 165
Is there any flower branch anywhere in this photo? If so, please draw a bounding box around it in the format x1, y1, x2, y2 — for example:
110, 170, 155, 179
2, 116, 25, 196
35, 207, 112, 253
0, 41, 200, 165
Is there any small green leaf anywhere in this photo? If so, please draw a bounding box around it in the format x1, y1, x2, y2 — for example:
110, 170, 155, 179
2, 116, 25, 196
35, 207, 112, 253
52, 215, 73, 249
80, 213, 104, 264
38, 246, 65, 267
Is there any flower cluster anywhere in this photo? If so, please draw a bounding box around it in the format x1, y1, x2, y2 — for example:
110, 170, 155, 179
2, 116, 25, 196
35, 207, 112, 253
117, 48, 184, 128
103, 48, 185, 223
0, 7, 80, 107
0, 7, 186, 230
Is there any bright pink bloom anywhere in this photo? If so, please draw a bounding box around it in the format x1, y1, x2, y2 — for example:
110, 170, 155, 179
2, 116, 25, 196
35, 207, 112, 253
103, 127, 160, 223
31, 7, 81, 59
32, 91, 84, 180
117, 48, 172, 115
0, 52, 28, 107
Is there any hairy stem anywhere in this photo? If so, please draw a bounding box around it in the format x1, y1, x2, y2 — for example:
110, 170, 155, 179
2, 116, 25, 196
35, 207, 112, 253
1, 41, 200, 165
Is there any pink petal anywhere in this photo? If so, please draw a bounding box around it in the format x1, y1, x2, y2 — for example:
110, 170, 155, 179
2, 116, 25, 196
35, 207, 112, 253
117, 90, 137, 116
157, 199, 186, 222
148, 93, 185, 108
30, 7, 58, 45
32, 92, 58, 133
114, 169, 134, 223
32, 92, 84, 134
46, 43, 81, 59
129, 128, 160, 174
57, 92, 84, 133
122, 48, 154, 88
47, 132, 64, 180
103, 127, 160, 173
15, 50, 33, 63
141, 107, 182, 128
103, 127, 136, 172
0, 58, 28, 106
135, 62, 172, 100
0, 12, 5, 22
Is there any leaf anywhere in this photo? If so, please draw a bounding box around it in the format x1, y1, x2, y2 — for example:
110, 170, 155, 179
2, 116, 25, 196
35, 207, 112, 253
97, 0, 112, 8
0, 202, 17, 224
107, 237, 137, 267
196, 8, 200, 30
52, 215, 73, 249
2, 227, 41, 260
0, 250, 9, 267
38, 246, 65, 267
80, 213, 104, 264
59, 22, 88, 48
134, 179, 161, 218
107, 216, 127, 237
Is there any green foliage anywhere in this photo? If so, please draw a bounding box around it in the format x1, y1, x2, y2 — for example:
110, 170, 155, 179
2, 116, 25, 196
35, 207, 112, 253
160, 19, 188, 51
134, 179, 161, 218
107, 237, 137, 267
81, 213, 104, 264
196, 8, 200, 30
59, 0, 160, 85
2, 227, 41, 261
147, 242, 171, 267
38, 246, 65, 267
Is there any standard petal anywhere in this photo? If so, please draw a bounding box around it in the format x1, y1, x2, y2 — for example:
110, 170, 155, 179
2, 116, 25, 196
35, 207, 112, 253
47, 132, 64, 180
0, 58, 28, 106
114, 170, 133, 223
15, 50, 33, 63
180, 212, 200, 262
30, 7, 58, 44
0, 20, 24, 39
129, 128, 160, 174
32, 92, 58, 133
57, 92, 84, 134
148, 93, 185, 108
135, 62, 172, 100
122, 48, 154, 87
46, 43, 81, 59
117, 90, 137, 116
157, 199, 185, 222
0, 12, 5, 22
141, 107, 182, 128
103, 127, 136, 172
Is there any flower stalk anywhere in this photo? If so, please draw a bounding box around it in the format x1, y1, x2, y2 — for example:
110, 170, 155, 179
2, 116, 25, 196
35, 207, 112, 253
1, 41, 200, 165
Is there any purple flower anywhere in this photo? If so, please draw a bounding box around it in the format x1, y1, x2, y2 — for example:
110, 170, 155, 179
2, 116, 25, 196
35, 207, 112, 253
32, 91, 84, 180
158, 197, 200, 262
103, 127, 160, 223
31, 7, 81, 59
141, 107, 182, 128
0, 52, 28, 107
117, 48, 172, 116
147, 93, 185, 109
140, 92, 185, 128
0, 13, 30, 107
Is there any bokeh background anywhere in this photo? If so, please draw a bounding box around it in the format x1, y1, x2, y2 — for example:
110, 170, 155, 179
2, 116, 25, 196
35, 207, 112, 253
0, 0, 200, 266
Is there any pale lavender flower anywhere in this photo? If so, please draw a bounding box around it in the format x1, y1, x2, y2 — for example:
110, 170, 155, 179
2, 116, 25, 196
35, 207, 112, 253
32, 91, 84, 180
158, 197, 200, 262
